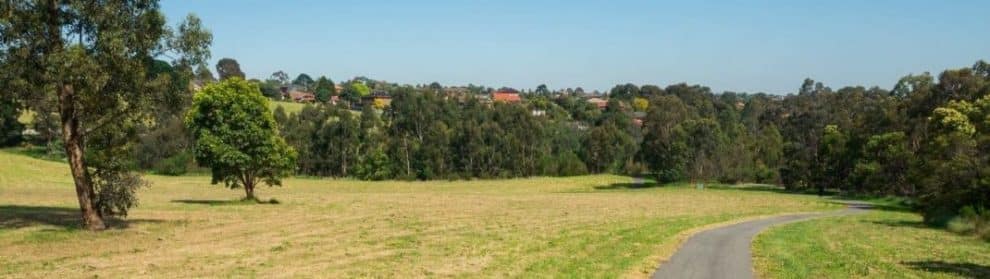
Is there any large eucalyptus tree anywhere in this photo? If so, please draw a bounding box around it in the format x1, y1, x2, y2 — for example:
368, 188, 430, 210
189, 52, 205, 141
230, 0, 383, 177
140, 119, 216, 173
0, 0, 211, 230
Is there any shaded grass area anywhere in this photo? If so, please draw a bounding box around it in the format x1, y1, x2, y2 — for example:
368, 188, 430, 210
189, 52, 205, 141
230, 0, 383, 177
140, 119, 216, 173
0, 205, 168, 231
753, 210, 990, 279
1, 150, 838, 277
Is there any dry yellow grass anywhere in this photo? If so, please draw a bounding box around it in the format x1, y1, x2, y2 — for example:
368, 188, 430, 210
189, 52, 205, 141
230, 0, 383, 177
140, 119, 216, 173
0, 150, 838, 278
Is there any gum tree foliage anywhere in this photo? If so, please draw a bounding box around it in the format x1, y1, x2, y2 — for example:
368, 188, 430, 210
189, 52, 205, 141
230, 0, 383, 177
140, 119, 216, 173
215, 58, 244, 80
0, 94, 23, 146
314, 76, 336, 102
0, 1, 211, 230
293, 73, 314, 91
185, 78, 297, 200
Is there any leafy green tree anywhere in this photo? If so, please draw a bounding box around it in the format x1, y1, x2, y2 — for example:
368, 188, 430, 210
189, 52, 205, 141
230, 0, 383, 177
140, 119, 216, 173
314, 76, 336, 102
186, 78, 297, 201
852, 132, 912, 195
342, 82, 371, 103
583, 121, 637, 173
675, 119, 726, 184
293, 73, 314, 90
640, 95, 691, 182
1, 2, 211, 230
195, 64, 216, 85
216, 58, 245, 80
270, 71, 290, 86
609, 83, 639, 100
816, 125, 851, 195
0, 95, 23, 146
535, 84, 551, 96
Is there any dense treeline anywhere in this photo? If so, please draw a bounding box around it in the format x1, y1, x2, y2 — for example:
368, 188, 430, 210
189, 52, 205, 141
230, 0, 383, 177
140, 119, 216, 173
4, 56, 989, 228
276, 88, 598, 180
268, 61, 990, 226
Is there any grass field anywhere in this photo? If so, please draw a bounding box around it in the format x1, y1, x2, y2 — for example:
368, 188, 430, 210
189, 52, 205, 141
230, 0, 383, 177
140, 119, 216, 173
753, 209, 990, 279
0, 150, 839, 278
270, 100, 308, 115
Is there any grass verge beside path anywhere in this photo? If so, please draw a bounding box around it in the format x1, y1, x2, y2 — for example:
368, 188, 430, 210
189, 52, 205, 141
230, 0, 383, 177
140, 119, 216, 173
753, 210, 990, 279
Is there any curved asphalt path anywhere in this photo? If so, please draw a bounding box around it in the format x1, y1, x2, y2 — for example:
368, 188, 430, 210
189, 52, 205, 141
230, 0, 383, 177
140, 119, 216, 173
651, 203, 871, 279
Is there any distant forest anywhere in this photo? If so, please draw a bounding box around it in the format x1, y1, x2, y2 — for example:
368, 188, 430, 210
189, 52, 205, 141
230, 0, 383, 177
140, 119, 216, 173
4, 59, 989, 225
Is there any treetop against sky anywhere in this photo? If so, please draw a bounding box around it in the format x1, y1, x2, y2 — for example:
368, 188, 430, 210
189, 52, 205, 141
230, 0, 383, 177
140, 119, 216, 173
161, 0, 989, 94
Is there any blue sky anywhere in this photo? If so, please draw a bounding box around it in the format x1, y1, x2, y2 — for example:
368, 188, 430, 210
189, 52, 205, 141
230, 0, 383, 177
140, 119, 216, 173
162, 0, 989, 94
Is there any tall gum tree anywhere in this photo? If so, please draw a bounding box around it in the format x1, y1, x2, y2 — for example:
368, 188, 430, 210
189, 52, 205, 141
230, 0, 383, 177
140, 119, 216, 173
0, 0, 211, 230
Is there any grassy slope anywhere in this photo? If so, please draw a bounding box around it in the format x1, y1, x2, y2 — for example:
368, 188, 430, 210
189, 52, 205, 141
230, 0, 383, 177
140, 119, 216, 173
753, 210, 990, 279
270, 100, 308, 115
0, 150, 837, 278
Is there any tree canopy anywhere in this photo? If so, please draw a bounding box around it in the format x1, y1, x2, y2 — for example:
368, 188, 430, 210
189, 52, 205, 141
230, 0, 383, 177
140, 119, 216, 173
0, 1, 211, 230
185, 78, 297, 201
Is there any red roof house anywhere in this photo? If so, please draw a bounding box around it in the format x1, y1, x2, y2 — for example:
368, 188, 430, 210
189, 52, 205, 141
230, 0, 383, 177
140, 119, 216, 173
492, 88, 521, 103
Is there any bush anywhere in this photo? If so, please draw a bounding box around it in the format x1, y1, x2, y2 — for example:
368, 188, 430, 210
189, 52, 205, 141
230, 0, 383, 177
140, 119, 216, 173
945, 206, 990, 240
153, 151, 194, 176
556, 152, 588, 176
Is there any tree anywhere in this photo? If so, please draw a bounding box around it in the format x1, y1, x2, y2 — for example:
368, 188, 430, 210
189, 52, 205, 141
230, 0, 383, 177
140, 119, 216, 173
185, 78, 297, 201
676, 119, 726, 184
816, 125, 851, 195
216, 58, 245, 80
583, 121, 637, 173
314, 76, 336, 102
0, 95, 23, 146
293, 73, 315, 91
535, 84, 550, 96
270, 71, 290, 86
632, 97, 649, 112
195, 64, 216, 85
342, 82, 371, 103
1, 2, 211, 230
641, 95, 691, 182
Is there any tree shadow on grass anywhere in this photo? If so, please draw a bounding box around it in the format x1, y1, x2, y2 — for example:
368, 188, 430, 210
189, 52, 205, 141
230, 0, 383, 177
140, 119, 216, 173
903, 261, 990, 279
867, 219, 930, 229
592, 182, 661, 190
0, 205, 163, 230
171, 198, 279, 206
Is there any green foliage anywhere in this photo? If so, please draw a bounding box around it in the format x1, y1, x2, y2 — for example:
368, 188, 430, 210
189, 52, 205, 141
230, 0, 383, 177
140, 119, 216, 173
186, 78, 297, 199
1, 1, 212, 228
293, 73, 315, 91
314, 76, 336, 102
153, 151, 195, 176
216, 58, 245, 80
0, 94, 23, 146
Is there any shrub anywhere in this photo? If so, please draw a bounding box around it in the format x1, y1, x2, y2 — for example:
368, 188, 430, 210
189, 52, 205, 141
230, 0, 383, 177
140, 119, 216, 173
946, 206, 990, 240
153, 151, 194, 176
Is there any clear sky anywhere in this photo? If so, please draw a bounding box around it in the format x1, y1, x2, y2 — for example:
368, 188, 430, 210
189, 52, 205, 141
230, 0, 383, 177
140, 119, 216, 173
161, 0, 989, 94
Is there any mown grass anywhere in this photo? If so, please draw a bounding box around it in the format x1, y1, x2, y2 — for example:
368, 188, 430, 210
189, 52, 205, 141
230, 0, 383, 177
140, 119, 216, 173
753, 210, 990, 279
0, 150, 839, 278
270, 100, 308, 115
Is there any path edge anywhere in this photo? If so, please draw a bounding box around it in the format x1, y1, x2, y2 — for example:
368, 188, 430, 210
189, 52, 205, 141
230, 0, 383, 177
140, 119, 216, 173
624, 209, 847, 279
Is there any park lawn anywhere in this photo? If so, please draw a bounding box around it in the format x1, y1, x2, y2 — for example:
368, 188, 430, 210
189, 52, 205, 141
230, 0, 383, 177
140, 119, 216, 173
753, 210, 990, 279
0, 150, 837, 278
270, 100, 308, 115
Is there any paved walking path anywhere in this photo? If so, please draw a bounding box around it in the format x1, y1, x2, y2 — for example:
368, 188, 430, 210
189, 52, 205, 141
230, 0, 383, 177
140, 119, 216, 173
651, 203, 870, 279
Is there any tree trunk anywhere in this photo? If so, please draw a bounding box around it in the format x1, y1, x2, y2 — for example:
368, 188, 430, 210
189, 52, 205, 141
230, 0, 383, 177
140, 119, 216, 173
59, 84, 106, 230
243, 173, 256, 201
47, 1, 105, 231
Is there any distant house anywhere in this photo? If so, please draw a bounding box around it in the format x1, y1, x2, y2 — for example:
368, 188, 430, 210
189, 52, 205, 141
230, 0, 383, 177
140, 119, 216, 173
492, 87, 521, 103
287, 90, 316, 103
586, 97, 608, 109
